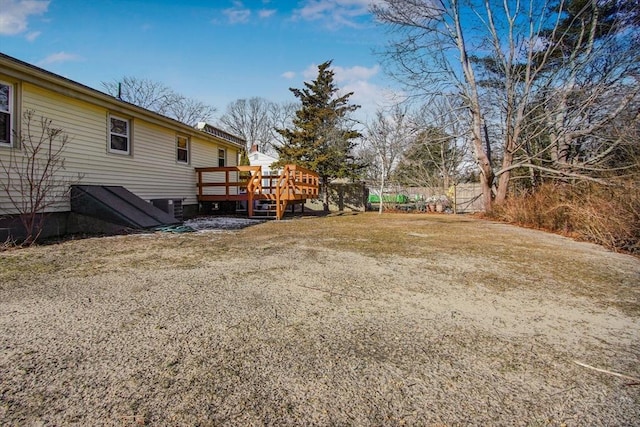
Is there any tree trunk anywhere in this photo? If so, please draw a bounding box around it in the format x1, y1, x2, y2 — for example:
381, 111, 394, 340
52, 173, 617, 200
322, 177, 330, 212
479, 161, 494, 212
495, 150, 513, 204
452, 1, 493, 212
471, 112, 494, 212
378, 161, 385, 215
495, 127, 523, 205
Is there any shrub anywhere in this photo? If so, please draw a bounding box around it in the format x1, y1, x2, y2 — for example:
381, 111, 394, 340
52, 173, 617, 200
489, 181, 640, 254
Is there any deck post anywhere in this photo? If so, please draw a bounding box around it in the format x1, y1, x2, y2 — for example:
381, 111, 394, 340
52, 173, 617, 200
247, 171, 254, 218
276, 186, 282, 220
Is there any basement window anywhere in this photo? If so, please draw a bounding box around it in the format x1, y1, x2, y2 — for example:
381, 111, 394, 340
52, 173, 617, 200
176, 135, 189, 164
0, 81, 13, 146
108, 114, 131, 155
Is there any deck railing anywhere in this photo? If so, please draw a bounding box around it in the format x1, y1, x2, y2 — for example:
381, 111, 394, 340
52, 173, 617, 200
195, 164, 319, 219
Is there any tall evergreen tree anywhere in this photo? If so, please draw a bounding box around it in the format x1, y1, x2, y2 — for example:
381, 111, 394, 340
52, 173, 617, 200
275, 60, 361, 212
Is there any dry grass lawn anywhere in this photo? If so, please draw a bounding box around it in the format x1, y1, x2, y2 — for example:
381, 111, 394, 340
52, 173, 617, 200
0, 213, 638, 425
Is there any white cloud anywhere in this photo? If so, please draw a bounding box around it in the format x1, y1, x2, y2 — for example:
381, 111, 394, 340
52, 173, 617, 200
258, 9, 276, 19
37, 51, 81, 66
25, 30, 40, 41
332, 64, 380, 82
302, 63, 319, 79
341, 79, 403, 121
223, 1, 251, 24
296, 0, 333, 21
293, 0, 381, 28
298, 62, 398, 121
0, 0, 49, 36
302, 63, 379, 82
281, 71, 296, 79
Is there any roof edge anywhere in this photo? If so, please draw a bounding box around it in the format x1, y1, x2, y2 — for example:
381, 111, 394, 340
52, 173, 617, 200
0, 52, 245, 149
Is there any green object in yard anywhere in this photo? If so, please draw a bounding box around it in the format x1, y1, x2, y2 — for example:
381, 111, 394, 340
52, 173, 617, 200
368, 194, 409, 204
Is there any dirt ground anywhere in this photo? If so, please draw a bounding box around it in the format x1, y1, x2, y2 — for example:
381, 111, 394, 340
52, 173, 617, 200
0, 213, 638, 426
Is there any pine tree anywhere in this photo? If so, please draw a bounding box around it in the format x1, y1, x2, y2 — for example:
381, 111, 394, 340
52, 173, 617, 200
275, 60, 361, 211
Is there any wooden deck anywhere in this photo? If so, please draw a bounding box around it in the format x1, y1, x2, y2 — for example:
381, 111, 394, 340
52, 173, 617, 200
195, 165, 320, 220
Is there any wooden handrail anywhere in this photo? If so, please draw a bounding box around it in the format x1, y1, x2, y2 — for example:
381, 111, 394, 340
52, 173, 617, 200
195, 164, 319, 219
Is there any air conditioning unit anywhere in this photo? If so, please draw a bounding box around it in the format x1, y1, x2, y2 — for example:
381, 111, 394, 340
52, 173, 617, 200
151, 199, 183, 221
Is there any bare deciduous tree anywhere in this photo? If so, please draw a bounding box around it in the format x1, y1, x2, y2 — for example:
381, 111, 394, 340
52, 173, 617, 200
102, 76, 173, 113
372, 0, 640, 211
268, 101, 299, 151
218, 97, 275, 153
168, 96, 216, 128
0, 110, 82, 244
218, 97, 298, 155
364, 104, 414, 213
102, 77, 216, 126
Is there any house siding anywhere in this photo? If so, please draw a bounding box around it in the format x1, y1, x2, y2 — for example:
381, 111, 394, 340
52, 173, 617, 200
0, 72, 240, 215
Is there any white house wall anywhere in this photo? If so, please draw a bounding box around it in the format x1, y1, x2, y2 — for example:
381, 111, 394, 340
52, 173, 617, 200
0, 80, 239, 215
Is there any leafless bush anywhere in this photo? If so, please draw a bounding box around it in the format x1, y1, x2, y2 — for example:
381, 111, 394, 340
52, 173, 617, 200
0, 234, 18, 251
490, 182, 640, 253
0, 110, 81, 245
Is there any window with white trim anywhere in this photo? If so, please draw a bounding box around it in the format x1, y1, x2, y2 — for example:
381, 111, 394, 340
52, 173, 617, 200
0, 81, 13, 146
176, 135, 189, 164
218, 148, 226, 167
109, 114, 130, 154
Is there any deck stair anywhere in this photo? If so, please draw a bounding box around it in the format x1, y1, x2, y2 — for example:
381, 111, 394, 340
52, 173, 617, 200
195, 164, 319, 220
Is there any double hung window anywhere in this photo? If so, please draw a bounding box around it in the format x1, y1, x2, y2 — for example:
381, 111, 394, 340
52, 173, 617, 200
177, 135, 189, 163
109, 115, 130, 154
0, 82, 13, 146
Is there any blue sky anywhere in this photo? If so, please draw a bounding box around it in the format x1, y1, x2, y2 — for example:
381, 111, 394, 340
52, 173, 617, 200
0, 0, 401, 122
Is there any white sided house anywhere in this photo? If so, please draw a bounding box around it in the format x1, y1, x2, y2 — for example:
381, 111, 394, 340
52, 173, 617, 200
248, 144, 279, 175
0, 53, 245, 240
248, 144, 281, 194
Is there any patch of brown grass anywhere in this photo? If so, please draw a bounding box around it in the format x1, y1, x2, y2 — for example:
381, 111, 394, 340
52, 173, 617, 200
2, 214, 636, 313
229, 213, 639, 314
1, 213, 638, 425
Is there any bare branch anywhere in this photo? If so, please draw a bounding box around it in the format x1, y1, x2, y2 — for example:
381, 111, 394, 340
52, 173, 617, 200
0, 110, 83, 244
102, 77, 216, 126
